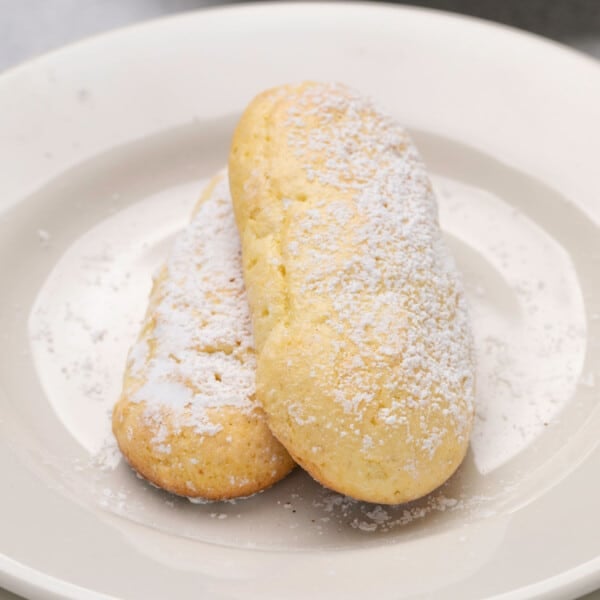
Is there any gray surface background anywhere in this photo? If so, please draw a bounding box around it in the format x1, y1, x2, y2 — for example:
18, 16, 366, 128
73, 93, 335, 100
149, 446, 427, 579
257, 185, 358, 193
0, 1, 599, 599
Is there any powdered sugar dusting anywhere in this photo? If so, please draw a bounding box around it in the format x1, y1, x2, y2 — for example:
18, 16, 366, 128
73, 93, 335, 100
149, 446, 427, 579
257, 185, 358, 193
125, 173, 258, 444
279, 83, 475, 470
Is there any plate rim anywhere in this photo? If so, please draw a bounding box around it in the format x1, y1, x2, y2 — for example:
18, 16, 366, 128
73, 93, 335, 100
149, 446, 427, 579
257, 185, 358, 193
2, 1, 600, 83
2, 535, 600, 600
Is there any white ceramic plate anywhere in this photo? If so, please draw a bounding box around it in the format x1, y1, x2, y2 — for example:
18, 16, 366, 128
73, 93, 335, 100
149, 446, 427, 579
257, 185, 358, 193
1, 3, 600, 599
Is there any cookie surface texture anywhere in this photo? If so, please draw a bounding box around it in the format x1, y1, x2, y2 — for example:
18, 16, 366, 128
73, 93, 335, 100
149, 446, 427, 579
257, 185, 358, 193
229, 82, 475, 504
112, 172, 294, 500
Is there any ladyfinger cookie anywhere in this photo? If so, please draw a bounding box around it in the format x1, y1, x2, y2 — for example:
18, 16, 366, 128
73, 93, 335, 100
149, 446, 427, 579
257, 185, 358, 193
229, 83, 475, 504
113, 172, 294, 500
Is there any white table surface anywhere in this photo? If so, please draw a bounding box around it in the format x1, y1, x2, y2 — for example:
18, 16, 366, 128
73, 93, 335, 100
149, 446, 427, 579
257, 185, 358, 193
1, 1, 598, 598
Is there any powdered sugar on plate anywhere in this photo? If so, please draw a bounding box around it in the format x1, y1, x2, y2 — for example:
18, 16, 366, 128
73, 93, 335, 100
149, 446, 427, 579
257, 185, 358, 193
28, 180, 200, 454
436, 177, 587, 473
